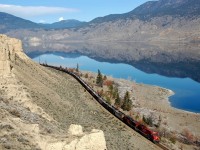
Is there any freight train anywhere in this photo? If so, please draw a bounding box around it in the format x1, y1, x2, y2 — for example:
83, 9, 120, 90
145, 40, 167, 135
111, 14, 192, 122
42, 64, 160, 143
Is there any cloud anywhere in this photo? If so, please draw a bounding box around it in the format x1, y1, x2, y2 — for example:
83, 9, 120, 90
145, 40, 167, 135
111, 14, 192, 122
0, 4, 79, 18
59, 56, 65, 60
39, 19, 46, 23
59, 17, 64, 21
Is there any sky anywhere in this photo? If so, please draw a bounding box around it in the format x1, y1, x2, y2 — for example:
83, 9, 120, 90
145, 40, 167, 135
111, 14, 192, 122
0, 0, 149, 23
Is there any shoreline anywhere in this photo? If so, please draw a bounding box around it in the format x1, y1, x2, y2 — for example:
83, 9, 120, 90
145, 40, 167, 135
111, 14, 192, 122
82, 70, 200, 115
80, 70, 200, 150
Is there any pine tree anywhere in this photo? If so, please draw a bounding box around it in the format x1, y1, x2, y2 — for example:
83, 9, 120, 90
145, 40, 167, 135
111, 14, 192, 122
121, 91, 132, 111
115, 93, 121, 107
113, 86, 119, 99
103, 75, 107, 80
96, 69, 103, 87
108, 84, 113, 97
76, 63, 79, 72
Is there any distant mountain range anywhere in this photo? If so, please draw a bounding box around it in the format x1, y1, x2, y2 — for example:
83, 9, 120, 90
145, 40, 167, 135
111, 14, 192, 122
39, 19, 87, 29
0, 12, 86, 32
1, 0, 200, 44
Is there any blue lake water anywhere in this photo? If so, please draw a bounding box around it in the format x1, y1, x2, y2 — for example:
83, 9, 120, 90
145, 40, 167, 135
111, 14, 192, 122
32, 54, 200, 113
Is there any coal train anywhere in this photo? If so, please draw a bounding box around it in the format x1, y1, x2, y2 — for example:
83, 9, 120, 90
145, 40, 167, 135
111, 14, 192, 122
43, 64, 160, 143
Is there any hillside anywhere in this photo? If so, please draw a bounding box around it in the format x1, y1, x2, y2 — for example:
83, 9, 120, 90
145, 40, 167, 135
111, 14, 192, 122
91, 0, 200, 23
41, 19, 87, 29
0, 12, 86, 33
0, 35, 162, 149
77, 0, 200, 42
0, 12, 42, 33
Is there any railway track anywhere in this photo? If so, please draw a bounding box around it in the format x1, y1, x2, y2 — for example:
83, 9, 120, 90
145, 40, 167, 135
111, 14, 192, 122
42, 64, 170, 150
157, 143, 170, 150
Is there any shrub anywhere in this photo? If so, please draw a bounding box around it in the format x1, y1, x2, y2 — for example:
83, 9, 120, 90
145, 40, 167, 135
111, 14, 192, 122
9, 109, 21, 118
97, 89, 104, 96
103, 80, 113, 87
182, 128, 194, 144
143, 115, 153, 127
105, 96, 111, 104
84, 73, 89, 78
135, 113, 140, 121
170, 136, 177, 144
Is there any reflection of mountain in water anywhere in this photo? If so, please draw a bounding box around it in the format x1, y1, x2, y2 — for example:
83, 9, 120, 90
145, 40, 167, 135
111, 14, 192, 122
28, 51, 81, 59
25, 42, 200, 83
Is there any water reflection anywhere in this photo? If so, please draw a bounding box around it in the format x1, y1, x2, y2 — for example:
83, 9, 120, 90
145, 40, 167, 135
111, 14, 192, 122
26, 42, 200, 83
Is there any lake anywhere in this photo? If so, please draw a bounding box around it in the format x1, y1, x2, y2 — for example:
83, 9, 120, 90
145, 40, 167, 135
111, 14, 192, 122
30, 52, 200, 113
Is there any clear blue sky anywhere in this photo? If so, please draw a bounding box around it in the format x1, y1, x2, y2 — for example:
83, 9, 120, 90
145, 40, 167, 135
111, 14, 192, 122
0, 0, 149, 23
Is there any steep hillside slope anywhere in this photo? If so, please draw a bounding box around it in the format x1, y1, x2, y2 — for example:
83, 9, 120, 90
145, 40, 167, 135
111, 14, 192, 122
0, 35, 160, 149
79, 0, 200, 42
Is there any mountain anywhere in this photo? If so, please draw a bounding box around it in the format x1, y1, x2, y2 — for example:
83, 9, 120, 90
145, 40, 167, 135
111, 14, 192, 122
0, 12, 86, 33
0, 12, 42, 33
129, 0, 200, 19
3, 0, 200, 44
41, 19, 87, 29
91, 0, 200, 23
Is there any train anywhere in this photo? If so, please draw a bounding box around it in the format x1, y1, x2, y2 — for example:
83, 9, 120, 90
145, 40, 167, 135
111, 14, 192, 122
42, 64, 160, 143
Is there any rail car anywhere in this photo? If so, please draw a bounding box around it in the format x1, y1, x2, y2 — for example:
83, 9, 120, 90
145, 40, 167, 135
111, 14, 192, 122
42, 64, 160, 143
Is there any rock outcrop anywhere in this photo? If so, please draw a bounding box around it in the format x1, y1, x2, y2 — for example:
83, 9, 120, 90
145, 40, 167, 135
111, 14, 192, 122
45, 124, 107, 150
0, 34, 26, 75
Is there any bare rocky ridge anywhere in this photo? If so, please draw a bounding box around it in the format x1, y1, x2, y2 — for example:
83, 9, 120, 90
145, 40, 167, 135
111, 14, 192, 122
6, 16, 200, 45
0, 35, 161, 149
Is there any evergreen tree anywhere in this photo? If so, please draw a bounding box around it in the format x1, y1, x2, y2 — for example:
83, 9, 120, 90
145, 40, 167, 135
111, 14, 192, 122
96, 69, 103, 87
108, 84, 113, 97
121, 91, 132, 111
103, 75, 107, 80
76, 63, 79, 72
113, 86, 119, 99
115, 93, 121, 107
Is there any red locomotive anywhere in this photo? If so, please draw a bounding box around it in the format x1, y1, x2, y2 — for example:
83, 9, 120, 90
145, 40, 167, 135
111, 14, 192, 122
135, 123, 160, 143
123, 115, 160, 143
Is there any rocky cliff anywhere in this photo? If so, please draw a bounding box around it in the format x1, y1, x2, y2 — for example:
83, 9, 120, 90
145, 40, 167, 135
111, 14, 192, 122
0, 34, 23, 74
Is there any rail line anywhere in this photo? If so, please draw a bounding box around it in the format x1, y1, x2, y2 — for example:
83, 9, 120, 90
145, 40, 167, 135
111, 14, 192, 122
42, 64, 170, 150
